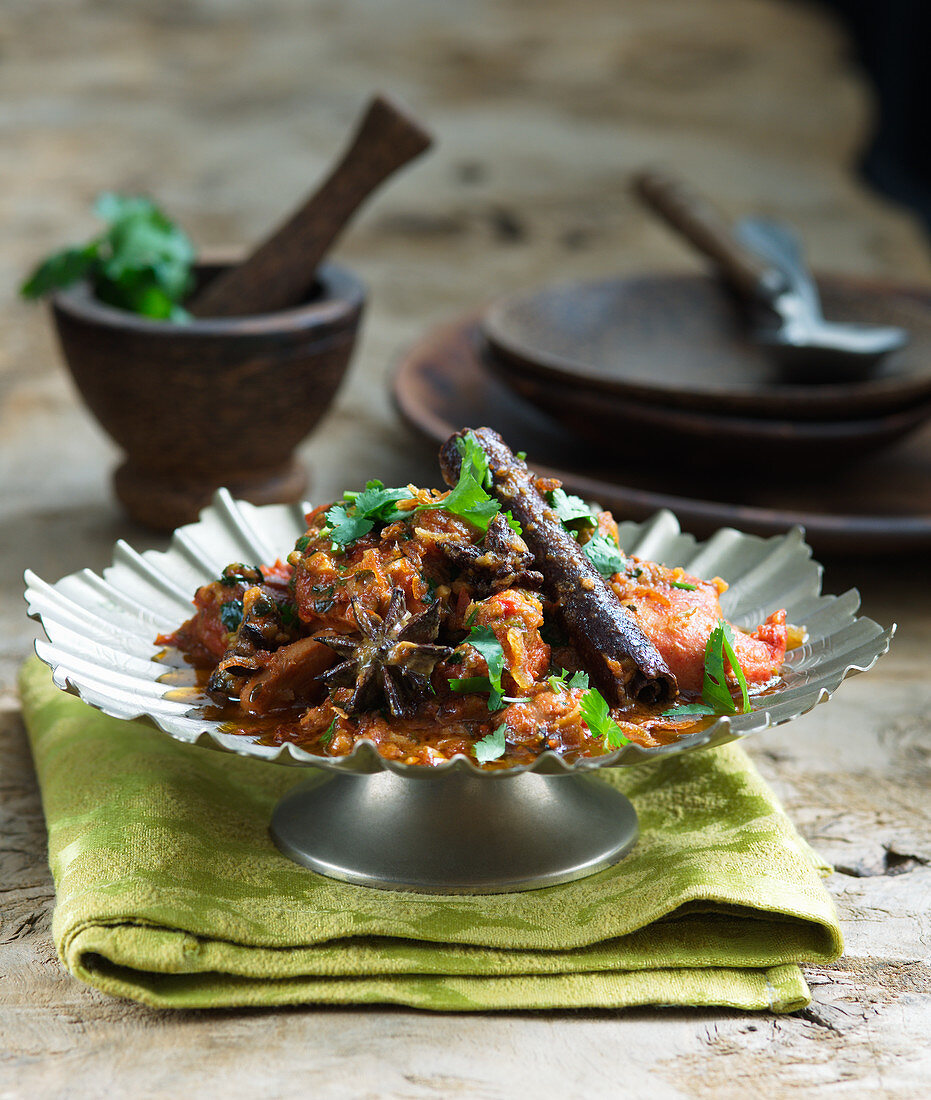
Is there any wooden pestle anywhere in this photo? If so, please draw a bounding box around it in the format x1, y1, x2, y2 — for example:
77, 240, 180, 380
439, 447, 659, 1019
189, 93, 433, 318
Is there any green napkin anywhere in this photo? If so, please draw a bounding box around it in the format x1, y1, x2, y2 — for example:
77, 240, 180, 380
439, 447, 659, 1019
19, 657, 842, 1012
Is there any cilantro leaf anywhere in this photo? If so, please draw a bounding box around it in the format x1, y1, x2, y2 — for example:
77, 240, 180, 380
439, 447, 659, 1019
450, 676, 493, 694
352, 479, 411, 522
582, 534, 626, 577
321, 480, 412, 550
465, 624, 506, 709
278, 601, 299, 627
504, 511, 523, 536
549, 488, 597, 526
456, 431, 493, 489
579, 688, 629, 750
720, 621, 751, 713
702, 619, 750, 714
431, 476, 500, 530
319, 717, 338, 746
325, 502, 374, 546
417, 431, 501, 532
219, 599, 244, 631
20, 192, 195, 322
19, 243, 100, 298
661, 702, 716, 720
473, 722, 507, 764
547, 668, 590, 694
449, 622, 508, 710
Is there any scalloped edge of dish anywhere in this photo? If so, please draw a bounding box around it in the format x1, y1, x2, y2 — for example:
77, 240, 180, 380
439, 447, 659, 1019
25, 489, 894, 777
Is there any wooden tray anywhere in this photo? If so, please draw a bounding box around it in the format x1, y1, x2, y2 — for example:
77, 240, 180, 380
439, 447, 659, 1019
392, 315, 931, 555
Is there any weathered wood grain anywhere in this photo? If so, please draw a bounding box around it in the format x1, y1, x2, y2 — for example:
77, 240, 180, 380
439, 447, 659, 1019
2, 0, 931, 1095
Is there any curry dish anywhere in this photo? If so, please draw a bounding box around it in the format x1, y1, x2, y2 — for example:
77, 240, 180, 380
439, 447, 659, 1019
158, 429, 792, 767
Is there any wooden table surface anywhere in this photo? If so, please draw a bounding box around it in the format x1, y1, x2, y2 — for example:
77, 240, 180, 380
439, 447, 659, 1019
2, 1, 930, 1096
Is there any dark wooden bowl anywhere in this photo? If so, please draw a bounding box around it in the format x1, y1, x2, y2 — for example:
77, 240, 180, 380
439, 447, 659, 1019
51, 260, 365, 529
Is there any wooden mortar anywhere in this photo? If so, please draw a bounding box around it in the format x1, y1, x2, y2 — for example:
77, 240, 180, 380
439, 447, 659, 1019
51, 260, 365, 529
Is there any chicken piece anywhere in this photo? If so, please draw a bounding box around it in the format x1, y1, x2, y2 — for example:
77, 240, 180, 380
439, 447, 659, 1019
610, 561, 787, 693
240, 636, 336, 716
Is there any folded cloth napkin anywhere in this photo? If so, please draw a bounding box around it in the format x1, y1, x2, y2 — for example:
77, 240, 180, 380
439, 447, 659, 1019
19, 657, 842, 1012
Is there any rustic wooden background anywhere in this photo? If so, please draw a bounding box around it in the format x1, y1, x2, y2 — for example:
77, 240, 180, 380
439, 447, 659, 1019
2, 0, 930, 1096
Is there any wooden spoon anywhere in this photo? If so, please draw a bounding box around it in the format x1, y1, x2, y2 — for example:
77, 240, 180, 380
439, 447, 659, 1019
189, 93, 433, 318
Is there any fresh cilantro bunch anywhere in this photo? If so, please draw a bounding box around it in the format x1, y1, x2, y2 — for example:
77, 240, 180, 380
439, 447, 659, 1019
20, 193, 196, 322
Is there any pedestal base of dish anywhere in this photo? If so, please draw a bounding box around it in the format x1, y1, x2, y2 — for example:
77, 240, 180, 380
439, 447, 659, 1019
114, 458, 308, 530
270, 768, 639, 893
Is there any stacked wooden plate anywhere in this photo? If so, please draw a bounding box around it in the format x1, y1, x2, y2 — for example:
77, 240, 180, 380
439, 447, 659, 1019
482, 273, 931, 470
393, 272, 931, 553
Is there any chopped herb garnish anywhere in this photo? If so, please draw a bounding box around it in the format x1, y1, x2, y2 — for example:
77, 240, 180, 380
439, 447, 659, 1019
321, 480, 413, 549
464, 624, 506, 709
319, 717, 338, 746
217, 563, 261, 587
325, 502, 374, 547
449, 623, 508, 709
219, 599, 243, 632
702, 620, 751, 714
670, 579, 697, 591
504, 510, 523, 536
661, 702, 716, 720
547, 668, 590, 693
450, 675, 493, 694
473, 722, 507, 763
278, 602, 299, 627
351, 479, 411, 522
294, 535, 313, 553
515, 451, 527, 461
548, 488, 597, 527
579, 688, 629, 750
582, 533, 626, 577
501, 695, 532, 704
417, 431, 501, 532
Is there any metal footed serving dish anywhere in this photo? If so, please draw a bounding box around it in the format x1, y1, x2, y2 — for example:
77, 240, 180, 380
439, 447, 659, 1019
24, 490, 893, 893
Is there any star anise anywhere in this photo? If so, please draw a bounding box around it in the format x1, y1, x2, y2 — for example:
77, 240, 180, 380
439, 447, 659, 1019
438, 511, 543, 597
317, 587, 453, 718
